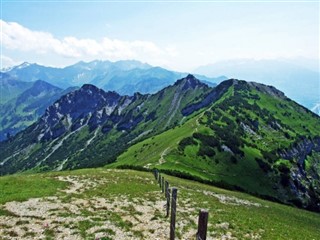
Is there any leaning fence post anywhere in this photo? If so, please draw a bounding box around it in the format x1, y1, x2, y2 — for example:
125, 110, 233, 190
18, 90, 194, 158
170, 187, 178, 240
166, 187, 171, 218
161, 176, 165, 193
196, 209, 209, 240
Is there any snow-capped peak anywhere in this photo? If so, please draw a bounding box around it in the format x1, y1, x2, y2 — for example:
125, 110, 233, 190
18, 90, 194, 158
17, 62, 32, 69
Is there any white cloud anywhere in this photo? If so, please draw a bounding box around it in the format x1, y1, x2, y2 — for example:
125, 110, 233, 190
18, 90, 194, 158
0, 55, 21, 69
0, 20, 177, 65
2, 20, 60, 54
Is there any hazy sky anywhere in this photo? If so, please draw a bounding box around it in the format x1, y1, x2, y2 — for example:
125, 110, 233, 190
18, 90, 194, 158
1, 0, 319, 71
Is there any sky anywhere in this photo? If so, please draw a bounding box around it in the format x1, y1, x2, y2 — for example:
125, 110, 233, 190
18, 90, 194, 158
1, 0, 319, 72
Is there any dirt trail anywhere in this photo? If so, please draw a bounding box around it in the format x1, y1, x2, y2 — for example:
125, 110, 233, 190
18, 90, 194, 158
193, 107, 209, 134
158, 147, 170, 165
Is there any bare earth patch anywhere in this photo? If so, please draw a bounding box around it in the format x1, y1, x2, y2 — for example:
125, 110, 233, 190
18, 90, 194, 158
202, 190, 262, 207
0, 173, 265, 239
0, 174, 194, 239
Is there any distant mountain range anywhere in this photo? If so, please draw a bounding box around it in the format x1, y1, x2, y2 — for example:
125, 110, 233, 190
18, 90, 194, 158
1, 75, 319, 212
3, 60, 225, 95
0, 60, 225, 141
4, 58, 318, 113
195, 59, 320, 113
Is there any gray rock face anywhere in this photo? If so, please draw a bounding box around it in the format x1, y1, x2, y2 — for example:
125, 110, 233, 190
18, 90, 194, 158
279, 137, 320, 165
38, 84, 124, 140
278, 137, 320, 211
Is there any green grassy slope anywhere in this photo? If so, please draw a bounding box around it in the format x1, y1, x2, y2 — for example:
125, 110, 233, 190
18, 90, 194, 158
113, 80, 320, 211
0, 76, 213, 174
0, 169, 319, 239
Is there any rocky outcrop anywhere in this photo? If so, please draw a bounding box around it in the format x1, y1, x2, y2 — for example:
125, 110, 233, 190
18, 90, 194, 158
38, 85, 123, 140
278, 137, 320, 211
279, 137, 320, 168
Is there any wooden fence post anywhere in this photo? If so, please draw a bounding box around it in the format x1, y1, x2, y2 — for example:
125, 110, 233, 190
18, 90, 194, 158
161, 176, 165, 193
165, 181, 169, 198
154, 169, 158, 180
170, 187, 178, 240
196, 209, 209, 240
159, 174, 162, 188
166, 187, 170, 218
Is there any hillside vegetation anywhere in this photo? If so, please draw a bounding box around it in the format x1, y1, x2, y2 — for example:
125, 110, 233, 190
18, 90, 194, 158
0, 169, 319, 239
113, 80, 320, 211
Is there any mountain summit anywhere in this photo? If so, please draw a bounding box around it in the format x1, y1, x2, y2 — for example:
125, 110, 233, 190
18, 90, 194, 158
174, 74, 207, 90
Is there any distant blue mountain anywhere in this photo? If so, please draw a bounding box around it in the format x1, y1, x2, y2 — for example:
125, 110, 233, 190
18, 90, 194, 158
0, 80, 77, 141
195, 59, 319, 112
4, 60, 225, 95
0, 73, 33, 104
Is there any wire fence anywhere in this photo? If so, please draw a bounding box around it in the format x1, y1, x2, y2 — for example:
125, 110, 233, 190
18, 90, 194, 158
153, 169, 209, 240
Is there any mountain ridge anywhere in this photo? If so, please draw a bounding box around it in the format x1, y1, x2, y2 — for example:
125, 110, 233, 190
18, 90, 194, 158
1, 75, 319, 212
113, 78, 320, 212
